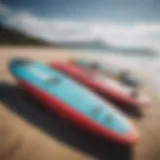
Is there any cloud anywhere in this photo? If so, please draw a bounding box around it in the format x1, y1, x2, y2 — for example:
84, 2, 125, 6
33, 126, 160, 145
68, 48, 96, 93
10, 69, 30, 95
1, 2, 160, 50
4, 12, 96, 42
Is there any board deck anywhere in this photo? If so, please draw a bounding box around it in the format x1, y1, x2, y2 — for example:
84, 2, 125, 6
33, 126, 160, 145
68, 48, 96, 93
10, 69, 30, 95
10, 59, 138, 144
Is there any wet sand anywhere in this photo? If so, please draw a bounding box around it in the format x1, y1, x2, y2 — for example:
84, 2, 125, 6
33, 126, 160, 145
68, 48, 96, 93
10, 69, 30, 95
0, 46, 160, 160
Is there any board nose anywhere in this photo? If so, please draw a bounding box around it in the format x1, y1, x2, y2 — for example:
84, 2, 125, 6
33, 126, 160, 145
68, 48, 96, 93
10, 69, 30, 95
9, 58, 31, 69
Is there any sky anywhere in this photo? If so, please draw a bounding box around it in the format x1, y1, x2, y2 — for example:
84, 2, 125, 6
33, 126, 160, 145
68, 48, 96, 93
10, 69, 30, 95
1, 0, 160, 21
0, 0, 160, 49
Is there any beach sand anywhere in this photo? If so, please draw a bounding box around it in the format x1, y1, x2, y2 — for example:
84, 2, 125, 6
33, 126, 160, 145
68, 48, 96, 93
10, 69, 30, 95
0, 46, 160, 160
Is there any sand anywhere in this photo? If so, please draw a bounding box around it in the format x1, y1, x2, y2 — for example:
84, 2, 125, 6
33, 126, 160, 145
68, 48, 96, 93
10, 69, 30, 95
0, 46, 160, 160
0, 104, 93, 160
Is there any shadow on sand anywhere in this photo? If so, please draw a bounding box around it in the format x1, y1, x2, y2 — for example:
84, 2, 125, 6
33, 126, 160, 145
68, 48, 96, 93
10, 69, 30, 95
0, 82, 133, 160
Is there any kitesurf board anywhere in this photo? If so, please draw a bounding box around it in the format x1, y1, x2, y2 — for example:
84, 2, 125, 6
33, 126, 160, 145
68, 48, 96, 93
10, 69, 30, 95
51, 62, 149, 107
72, 58, 142, 87
10, 58, 138, 144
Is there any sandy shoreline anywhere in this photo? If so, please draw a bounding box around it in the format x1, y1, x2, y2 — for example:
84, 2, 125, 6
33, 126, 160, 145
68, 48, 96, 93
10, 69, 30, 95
0, 46, 160, 160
